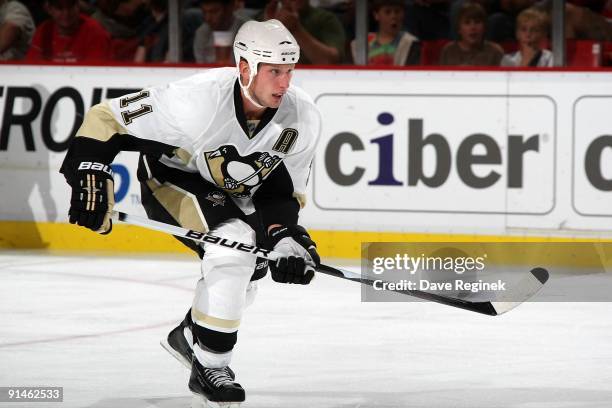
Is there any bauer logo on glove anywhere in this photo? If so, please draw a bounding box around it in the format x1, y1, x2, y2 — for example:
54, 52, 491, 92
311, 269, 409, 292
65, 160, 115, 234
77, 161, 114, 175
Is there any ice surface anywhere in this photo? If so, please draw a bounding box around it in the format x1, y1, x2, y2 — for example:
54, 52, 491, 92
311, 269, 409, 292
1, 251, 611, 408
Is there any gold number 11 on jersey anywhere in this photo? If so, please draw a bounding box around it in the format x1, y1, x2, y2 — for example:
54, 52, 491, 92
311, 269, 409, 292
120, 90, 153, 125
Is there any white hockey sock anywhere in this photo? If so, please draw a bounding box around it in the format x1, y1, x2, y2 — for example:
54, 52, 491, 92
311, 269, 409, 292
193, 343, 233, 368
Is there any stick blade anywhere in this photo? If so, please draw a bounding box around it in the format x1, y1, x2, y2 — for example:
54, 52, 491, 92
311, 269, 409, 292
530, 267, 550, 284
489, 267, 549, 316
316, 264, 550, 317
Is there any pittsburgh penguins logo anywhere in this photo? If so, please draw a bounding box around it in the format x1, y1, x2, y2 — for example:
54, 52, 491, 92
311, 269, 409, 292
205, 191, 226, 207
204, 145, 282, 198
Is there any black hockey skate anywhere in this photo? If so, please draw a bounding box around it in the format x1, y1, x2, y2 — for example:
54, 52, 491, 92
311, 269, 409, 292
161, 310, 195, 369
189, 359, 245, 408
161, 311, 235, 380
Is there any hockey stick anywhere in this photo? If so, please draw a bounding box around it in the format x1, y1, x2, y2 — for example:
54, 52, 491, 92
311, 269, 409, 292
111, 211, 549, 316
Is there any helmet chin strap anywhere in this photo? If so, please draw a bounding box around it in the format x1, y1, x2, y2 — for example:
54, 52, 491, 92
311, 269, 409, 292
239, 68, 265, 110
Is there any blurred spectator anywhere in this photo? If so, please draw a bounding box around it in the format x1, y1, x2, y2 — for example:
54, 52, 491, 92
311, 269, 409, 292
604, 0, 612, 17
79, 0, 96, 14
332, 0, 355, 41
243, 0, 267, 16
449, 0, 507, 41
184, 0, 204, 7
566, 0, 607, 13
484, 0, 535, 42
193, 0, 250, 64
134, 0, 202, 63
93, 0, 149, 38
534, 0, 612, 41
351, 0, 420, 65
440, 1, 503, 65
263, 0, 346, 64
20, 0, 50, 25
487, 0, 612, 42
501, 7, 552, 66
92, 0, 150, 61
26, 0, 111, 62
405, 0, 452, 40
0, 0, 34, 60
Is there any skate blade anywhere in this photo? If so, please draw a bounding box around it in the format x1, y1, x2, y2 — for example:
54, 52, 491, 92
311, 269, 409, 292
160, 338, 191, 369
191, 393, 241, 408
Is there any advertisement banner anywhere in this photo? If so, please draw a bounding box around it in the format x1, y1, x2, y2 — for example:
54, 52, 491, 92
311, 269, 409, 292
0, 65, 611, 239
573, 96, 612, 217
314, 93, 555, 214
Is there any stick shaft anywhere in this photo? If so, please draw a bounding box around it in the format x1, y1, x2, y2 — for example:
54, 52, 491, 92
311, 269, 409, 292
112, 210, 370, 282
111, 210, 546, 316
112, 211, 282, 260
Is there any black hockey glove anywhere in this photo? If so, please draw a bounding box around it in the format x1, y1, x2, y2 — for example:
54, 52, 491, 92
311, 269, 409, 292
65, 160, 115, 234
267, 225, 320, 285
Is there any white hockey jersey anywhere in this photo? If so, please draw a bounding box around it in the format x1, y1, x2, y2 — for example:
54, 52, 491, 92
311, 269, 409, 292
106, 67, 320, 214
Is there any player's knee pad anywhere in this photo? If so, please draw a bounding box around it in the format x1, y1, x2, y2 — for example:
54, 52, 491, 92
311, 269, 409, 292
199, 219, 257, 289
193, 219, 257, 334
192, 277, 246, 334
200, 218, 257, 276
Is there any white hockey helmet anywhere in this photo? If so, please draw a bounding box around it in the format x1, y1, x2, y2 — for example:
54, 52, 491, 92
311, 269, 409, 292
233, 19, 300, 107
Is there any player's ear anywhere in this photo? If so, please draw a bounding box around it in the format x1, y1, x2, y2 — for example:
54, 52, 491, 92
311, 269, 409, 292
238, 59, 250, 83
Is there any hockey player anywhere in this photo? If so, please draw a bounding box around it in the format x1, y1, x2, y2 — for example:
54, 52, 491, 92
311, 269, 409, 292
60, 19, 320, 407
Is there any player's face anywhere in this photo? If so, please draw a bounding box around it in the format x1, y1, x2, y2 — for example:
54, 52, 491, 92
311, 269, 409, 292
250, 63, 295, 108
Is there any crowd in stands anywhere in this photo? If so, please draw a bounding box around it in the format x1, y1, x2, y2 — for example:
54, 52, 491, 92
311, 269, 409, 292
1, 0, 612, 66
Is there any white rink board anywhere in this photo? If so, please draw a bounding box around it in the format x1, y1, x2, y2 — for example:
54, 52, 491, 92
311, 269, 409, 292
0, 65, 611, 236
573, 96, 612, 217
